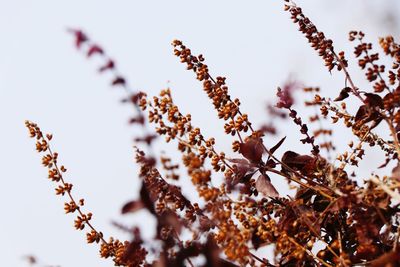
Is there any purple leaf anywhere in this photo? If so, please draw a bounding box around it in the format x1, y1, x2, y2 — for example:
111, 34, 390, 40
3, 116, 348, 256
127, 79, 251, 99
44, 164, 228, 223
255, 174, 279, 197
269, 136, 286, 155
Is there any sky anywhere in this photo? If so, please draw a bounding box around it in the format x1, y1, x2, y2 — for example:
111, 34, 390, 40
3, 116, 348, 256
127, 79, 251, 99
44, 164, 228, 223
1, 0, 400, 266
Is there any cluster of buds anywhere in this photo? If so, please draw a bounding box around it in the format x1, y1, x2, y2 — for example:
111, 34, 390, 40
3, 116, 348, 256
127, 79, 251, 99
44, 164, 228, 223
349, 31, 389, 93
284, 1, 347, 72
172, 40, 252, 145
379, 36, 400, 86
25, 121, 143, 266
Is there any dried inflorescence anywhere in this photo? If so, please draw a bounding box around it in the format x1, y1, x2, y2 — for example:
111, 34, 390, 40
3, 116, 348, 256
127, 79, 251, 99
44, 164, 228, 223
25, 1, 400, 267
25, 121, 147, 267
284, 1, 345, 72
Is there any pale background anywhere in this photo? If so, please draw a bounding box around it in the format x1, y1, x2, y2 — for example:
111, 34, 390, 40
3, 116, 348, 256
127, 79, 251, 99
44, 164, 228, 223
1, 0, 399, 266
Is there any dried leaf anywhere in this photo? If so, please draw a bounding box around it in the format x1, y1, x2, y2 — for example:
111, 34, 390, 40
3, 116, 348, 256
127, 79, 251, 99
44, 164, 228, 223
199, 215, 214, 231
364, 93, 384, 109
378, 158, 391, 169
251, 228, 264, 250
255, 174, 279, 197
203, 236, 240, 267
334, 87, 351, 101
139, 181, 156, 215
24, 255, 37, 265
282, 151, 314, 168
266, 158, 277, 168
269, 136, 286, 155
135, 134, 157, 145
69, 29, 88, 49
226, 158, 257, 188
239, 137, 264, 163
87, 44, 104, 57
160, 209, 183, 235
112, 76, 126, 86
121, 200, 145, 214
355, 105, 368, 122
173, 242, 200, 266
129, 115, 145, 125
98, 59, 115, 72
354, 103, 382, 128
226, 158, 250, 165
392, 162, 400, 181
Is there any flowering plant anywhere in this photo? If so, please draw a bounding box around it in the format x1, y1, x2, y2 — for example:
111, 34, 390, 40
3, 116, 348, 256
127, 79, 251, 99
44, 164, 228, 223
26, 1, 400, 266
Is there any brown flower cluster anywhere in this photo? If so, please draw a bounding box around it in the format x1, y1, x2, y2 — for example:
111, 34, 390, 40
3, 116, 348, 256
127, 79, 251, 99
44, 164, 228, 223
284, 1, 345, 73
25, 121, 146, 266
25, 1, 400, 267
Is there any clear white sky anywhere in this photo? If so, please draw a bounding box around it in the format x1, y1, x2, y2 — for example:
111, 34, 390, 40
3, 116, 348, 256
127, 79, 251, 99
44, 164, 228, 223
1, 0, 399, 266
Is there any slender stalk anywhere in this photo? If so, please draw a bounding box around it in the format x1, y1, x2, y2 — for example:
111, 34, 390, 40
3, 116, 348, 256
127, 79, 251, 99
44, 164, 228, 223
47, 145, 108, 245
